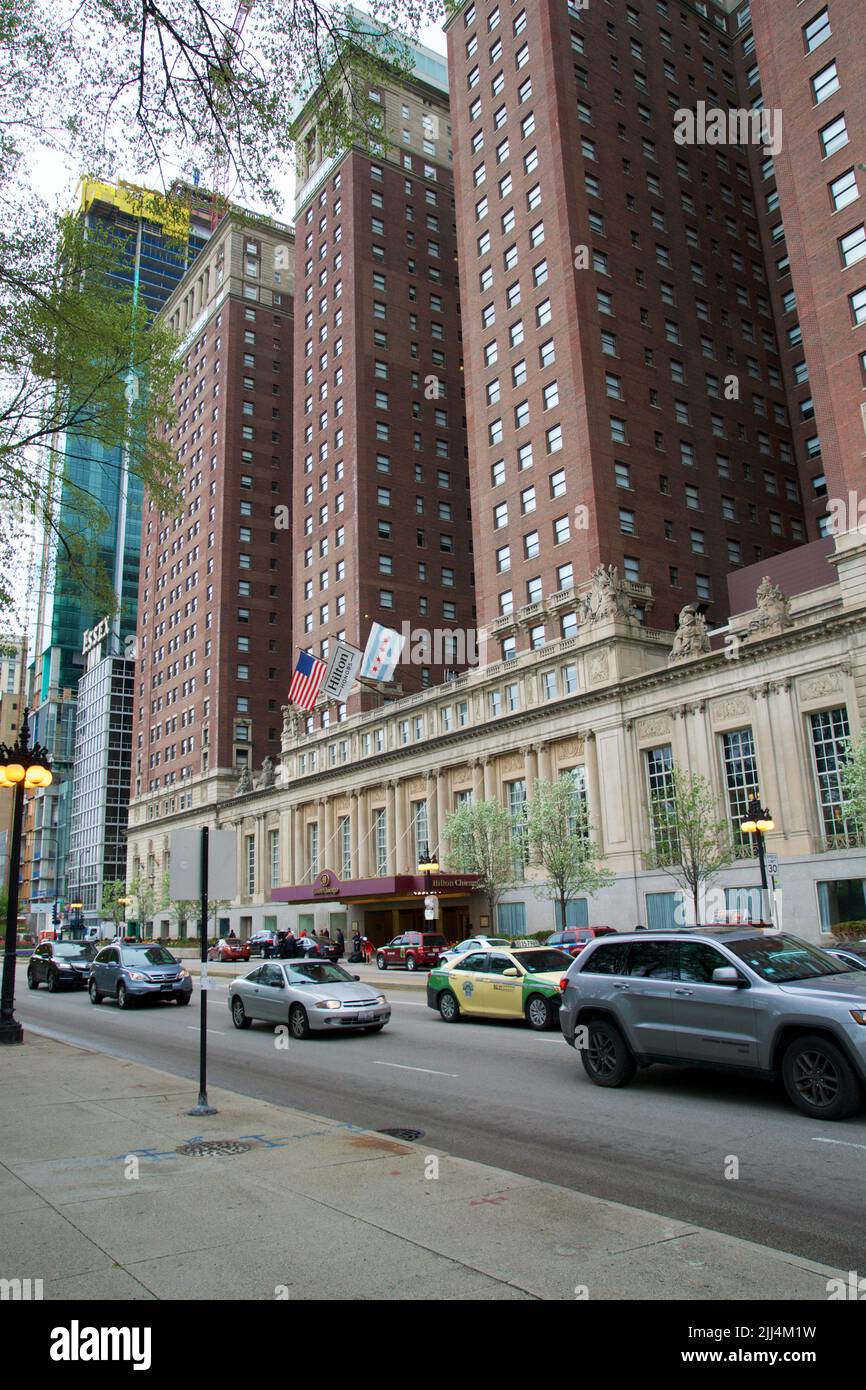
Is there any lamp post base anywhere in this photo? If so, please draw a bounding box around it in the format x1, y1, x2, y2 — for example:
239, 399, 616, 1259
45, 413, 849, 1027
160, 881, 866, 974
186, 1094, 218, 1116
0, 1017, 24, 1045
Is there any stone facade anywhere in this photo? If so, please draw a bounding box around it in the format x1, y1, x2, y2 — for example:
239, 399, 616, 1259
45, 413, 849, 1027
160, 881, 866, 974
127, 533, 866, 945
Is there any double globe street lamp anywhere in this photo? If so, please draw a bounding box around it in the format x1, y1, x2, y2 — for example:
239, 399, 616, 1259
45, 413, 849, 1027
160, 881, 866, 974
740, 795, 775, 926
0, 709, 53, 1044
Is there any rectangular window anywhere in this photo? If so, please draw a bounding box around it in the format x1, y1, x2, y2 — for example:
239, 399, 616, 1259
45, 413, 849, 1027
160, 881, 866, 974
269, 828, 280, 890
373, 808, 388, 876
722, 728, 759, 846
245, 834, 256, 895
507, 779, 527, 877
645, 745, 678, 858
810, 707, 857, 841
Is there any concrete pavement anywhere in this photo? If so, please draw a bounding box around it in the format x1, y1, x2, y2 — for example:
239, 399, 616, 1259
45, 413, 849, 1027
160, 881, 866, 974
0, 1033, 844, 1300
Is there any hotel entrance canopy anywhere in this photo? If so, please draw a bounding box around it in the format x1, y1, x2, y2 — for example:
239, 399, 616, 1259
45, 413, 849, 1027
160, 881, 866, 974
272, 870, 480, 905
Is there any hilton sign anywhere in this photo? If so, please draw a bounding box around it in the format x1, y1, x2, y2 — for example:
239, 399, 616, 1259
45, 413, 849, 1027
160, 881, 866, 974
82, 616, 110, 656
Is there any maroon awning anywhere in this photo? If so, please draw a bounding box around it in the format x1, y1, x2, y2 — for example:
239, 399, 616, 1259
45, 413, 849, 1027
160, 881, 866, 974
271, 869, 479, 905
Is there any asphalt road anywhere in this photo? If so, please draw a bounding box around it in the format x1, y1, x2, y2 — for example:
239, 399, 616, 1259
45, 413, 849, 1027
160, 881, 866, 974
16, 964, 866, 1271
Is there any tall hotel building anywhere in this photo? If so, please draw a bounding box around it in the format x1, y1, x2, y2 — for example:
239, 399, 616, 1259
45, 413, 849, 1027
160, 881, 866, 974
289, 33, 474, 706
128, 212, 295, 847
445, 0, 809, 650
739, 0, 865, 532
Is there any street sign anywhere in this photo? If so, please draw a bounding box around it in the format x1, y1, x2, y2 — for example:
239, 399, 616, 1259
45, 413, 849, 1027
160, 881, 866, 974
170, 827, 237, 901
766, 855, 779, 877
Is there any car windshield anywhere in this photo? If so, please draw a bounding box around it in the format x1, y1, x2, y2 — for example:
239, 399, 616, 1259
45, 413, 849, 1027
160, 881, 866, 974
287, 962, 353, 984
55, 942, 88, 957
726, 934, 851, 983
122, 946, 176, 965
514, 949, 574, 974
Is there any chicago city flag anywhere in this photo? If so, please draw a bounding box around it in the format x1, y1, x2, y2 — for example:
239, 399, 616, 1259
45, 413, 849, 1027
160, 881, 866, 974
288, 650, 327, 711
360, 622, 405, 682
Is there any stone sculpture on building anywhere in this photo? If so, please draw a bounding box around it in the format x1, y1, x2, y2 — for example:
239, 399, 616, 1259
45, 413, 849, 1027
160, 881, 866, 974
668, 604, 711, 663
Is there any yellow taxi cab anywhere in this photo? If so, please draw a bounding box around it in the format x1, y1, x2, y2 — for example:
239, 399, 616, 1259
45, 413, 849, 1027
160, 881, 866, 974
426, 944, 573, 1030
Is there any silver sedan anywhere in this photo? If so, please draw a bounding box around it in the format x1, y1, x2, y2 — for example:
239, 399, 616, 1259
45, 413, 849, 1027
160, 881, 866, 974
227, 959, 391, 1039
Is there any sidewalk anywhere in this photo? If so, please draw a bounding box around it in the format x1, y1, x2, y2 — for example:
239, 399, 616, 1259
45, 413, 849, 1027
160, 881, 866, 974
0, 1034, 842, 1301
182, 956, 427, 992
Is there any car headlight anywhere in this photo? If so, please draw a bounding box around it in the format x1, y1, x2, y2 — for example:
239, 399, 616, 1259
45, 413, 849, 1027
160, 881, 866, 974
849, 1009, 866, 1025
179, 969, 189, 978
314, 999, 341, 1010
128, 971, 146, 982
376, 994, 387, 1006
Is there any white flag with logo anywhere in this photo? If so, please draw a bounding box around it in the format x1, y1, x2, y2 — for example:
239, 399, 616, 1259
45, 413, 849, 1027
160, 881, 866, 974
360, 622, 405, 682
322, 640, 362, 701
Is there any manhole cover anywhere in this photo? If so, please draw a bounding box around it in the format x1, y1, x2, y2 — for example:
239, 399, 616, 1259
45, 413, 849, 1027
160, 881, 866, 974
176, 1139, 253, 1157
376, 1128, 425, 1142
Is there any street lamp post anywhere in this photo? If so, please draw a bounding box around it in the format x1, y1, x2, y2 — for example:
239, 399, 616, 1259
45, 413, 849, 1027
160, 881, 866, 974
740, 795, 775, 926
0, 709, 53, 1044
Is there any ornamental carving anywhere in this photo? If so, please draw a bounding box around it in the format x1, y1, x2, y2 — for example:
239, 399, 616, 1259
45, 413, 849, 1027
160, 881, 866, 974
554, 738, 585, 759
580, 565, 638, 626
498, 753, 524, 774
713, 696, 749, 720
801, 672, 843, 699
587, 649, 610, 684
748, 576, 792, 635
636, 716, 671, 739
668, 604, 711, 663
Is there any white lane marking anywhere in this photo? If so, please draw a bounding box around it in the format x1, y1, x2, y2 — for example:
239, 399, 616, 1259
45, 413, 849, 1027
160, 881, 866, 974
372, 1060, 458, 1077
812, 1136, 866, 1152
186, 1026, 229, 1036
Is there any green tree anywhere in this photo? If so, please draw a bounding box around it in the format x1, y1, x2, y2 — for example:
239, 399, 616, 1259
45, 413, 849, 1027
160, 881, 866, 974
645, 767, 734, 925
839, 732, 866, 843
444, 799, 519, 931
526, 776, 613, 931
1, 0, 440, 621
101, 879, 128, 930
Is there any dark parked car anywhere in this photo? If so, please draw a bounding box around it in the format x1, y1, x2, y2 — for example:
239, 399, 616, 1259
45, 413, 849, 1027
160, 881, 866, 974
248, 930, 279, 958
545, 926, 616, 958
27, 940, 94, 991
89, 943, 192, 1008
825, 942, 866, 972
376, 932, 447, 972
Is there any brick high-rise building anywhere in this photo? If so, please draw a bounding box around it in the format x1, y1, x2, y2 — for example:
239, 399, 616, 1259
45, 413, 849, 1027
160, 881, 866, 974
129, 212, 295, 838
446, 0, 809, 651
737, 0, 866, 533
289, 32, 474, 708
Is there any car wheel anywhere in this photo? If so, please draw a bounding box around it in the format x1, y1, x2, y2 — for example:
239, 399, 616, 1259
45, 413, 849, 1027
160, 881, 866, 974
231, 996, 252, 1030
47, 969, 60, 993
175, 993, 191, 1006
438, 989, 461, 1023
89, 979, 102, 1004
525, 993, 554, 1031
406, 955, 417, 972
376, 954, 386, 970
580, 1020, 637, 1088
116, 983, 131, 1010
289, 1004, 310, 1040
782, 1034, 861, 1121
27, 968, 38, 990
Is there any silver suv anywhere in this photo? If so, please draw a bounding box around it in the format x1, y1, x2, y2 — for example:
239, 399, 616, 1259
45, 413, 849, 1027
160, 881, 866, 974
559, 928, 866, 1120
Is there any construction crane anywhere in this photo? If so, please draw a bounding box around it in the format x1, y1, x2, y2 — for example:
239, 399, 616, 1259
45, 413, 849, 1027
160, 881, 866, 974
210, 0, 254, 228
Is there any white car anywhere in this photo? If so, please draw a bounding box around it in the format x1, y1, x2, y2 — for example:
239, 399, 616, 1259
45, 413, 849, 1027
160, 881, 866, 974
438, 935, 513, 967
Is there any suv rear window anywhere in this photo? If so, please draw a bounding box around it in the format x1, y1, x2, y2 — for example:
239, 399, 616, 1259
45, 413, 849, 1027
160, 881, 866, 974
579, 942, 629, 975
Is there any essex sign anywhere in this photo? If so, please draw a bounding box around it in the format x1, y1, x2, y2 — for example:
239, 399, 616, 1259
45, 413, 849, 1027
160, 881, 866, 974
81, 615, 110, 655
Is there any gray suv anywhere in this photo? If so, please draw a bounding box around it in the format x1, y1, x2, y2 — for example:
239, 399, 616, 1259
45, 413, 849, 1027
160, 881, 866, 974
89, 943, 192, 1008
559, 929, 866, 1120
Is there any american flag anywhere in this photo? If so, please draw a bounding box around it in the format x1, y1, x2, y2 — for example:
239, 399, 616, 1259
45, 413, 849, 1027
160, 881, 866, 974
288, 651, 327, 711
